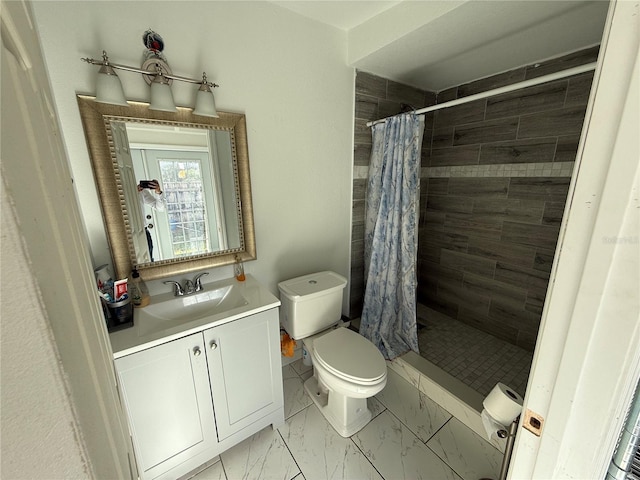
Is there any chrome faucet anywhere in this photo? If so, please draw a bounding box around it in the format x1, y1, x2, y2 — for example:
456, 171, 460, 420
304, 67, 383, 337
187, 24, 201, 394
193, 272, 209, 292
163, 280, 185, 296
163, 272, 209, 296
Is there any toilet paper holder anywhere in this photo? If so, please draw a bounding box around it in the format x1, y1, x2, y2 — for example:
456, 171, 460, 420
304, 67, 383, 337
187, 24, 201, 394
498, 416, 519, 480
481, 382, 525, 480
493, 410, 545, 480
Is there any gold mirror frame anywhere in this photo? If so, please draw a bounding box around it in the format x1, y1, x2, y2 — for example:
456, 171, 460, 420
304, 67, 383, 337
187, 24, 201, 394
77, 95, 256, 281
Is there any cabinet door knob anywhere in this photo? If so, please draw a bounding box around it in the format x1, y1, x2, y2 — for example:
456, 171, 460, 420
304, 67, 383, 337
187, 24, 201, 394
210, 341, 218, 350
193, 347, 201, 357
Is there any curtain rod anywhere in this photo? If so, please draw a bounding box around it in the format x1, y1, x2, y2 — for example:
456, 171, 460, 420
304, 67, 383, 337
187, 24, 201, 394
366, 62, 598, 127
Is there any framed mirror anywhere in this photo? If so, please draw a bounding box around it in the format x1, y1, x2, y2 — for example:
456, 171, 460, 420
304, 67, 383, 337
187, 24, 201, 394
77, 95, 256, 281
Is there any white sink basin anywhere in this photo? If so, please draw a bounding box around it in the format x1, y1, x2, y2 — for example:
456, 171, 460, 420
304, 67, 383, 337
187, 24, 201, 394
136, 284, 249, 337
110, 275, 281, 358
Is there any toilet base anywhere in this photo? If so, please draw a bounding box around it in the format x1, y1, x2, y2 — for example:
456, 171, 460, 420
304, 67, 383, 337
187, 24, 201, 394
303, 376, 373, 437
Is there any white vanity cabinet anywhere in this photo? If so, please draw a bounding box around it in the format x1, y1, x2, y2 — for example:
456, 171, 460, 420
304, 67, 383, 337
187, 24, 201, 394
204, 308, 284, 441
114, 307, 284, 480
115, 332, 216, 480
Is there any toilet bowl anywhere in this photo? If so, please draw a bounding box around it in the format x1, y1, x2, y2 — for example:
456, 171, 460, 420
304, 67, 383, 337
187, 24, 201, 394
303, 327, 386, 437
278, 272, 387, 437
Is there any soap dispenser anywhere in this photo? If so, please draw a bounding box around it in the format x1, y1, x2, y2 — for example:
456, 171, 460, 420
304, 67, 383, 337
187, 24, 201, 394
234, 255, 246, 282
130, 268, 150, 307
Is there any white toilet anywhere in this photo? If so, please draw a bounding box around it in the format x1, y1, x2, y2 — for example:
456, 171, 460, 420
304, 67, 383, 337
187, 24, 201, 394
279, 271, 387, 437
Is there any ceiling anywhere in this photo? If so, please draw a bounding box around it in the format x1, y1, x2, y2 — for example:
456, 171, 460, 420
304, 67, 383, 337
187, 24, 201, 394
272, 0, 609, 92
271, 1, 402, 30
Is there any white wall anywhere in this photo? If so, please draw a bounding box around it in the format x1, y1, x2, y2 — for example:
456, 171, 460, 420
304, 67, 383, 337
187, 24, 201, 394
31, 1, 355, 305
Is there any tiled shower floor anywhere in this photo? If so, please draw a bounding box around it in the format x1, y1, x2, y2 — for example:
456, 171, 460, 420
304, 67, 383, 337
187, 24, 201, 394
416, 304, 533, 398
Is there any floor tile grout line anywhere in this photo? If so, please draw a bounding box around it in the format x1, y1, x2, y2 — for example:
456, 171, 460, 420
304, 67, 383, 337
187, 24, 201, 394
349, 431, 388, 480
219, 455, 229, 480
281, 390, 388, 480
382, 369, 505, 476
379, 407, 465, 478
424, 437, 467, 480
276, 427, 304, 480
370, 401, 387, 421
424, 414, 503, 479
284, 401, 314, 423
423, 414, 454, 446
384, 368, 458, 444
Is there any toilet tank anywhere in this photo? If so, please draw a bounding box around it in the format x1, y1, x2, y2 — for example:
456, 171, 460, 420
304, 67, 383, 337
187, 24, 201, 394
278, 271, 347, 340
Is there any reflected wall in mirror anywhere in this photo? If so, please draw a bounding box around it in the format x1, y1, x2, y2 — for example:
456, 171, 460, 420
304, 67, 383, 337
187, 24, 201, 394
77, 95, 256, 281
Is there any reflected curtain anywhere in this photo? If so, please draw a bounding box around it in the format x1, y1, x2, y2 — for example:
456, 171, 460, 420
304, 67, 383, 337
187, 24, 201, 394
360, 113, 425, 360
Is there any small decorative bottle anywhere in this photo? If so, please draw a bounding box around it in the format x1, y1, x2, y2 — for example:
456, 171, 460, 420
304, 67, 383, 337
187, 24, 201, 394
130, 269, 150, 307
234, 255, 246, 282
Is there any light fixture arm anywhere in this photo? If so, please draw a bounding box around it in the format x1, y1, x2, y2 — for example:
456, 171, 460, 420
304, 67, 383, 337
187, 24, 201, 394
163, 71, 218, 89
81, 50, 219, 88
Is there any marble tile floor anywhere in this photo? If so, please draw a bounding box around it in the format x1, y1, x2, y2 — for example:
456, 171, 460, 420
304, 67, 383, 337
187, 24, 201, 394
186, 359, 503, 480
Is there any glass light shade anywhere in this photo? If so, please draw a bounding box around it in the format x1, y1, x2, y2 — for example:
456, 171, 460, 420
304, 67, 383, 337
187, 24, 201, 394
193, 84, 219, 118
149, 75, 176, 112
95, 65, 128, 106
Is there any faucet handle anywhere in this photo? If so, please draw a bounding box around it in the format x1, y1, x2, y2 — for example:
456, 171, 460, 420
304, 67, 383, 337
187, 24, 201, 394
193, 272, 209, 292
163, 280, 184, 296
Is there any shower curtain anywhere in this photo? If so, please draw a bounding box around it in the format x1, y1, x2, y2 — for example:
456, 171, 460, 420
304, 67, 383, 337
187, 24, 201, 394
360, 113, 425, 360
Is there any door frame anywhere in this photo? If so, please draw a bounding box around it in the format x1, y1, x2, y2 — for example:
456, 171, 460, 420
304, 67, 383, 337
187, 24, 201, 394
509, 1, 640, 477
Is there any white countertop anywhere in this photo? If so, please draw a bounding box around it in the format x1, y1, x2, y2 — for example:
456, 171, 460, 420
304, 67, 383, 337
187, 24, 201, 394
110, 275, 280, 358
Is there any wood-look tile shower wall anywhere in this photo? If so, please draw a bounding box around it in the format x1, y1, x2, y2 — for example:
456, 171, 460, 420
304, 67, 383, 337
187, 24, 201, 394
350, 46, 598, 351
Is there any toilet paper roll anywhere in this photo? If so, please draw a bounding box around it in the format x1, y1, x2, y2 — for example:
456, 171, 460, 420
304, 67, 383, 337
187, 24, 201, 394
482, 382, 524, 426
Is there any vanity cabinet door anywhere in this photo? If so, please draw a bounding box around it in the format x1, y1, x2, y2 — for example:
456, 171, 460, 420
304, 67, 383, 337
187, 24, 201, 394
114, 333, 217, 480
204, 308, 284, 441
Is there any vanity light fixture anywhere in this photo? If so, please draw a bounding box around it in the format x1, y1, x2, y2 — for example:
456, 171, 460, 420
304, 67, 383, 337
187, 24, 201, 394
193, 73, 218, 117
93, 52, 128, 106
148, 68, 176, 113
81, 30, 219, 117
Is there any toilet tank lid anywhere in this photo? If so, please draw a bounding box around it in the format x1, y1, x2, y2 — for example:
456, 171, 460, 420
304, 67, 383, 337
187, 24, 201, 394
278, 271, 347, 299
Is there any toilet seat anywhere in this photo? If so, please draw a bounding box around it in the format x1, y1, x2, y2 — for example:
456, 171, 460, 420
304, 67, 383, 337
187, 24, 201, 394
312, 328, 386, 384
